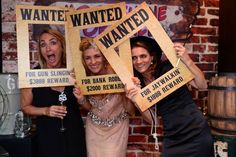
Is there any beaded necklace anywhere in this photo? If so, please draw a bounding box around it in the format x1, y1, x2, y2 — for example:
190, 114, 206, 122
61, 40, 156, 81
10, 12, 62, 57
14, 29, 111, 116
88, 94, 113, 111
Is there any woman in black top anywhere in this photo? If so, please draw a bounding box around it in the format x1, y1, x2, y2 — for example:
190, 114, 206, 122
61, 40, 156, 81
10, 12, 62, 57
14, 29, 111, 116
127, 36, 214, 157
21, 29, 86, 157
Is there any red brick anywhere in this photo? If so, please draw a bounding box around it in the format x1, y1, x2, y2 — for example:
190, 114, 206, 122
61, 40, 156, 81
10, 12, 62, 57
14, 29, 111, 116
127, 144, 144, 151
137, 152, 161, 157
140, 143, 156, 151
192, 27, 217, 35
2, 52, 17, 60
204, 0, 220, 7
156, 127, 163, 135
126, 152, 136, 157
199, 8, 206, 16
128, 135, 148, 143
128, 143, 162, 153
189, 54, 200, 62
208, 9, 219, 16
195, 18, 208, 25
2, 32, 17, 41
193, 44, 207, 52
210, 19, 219, 26
196, 63, 215, 71
201, 36, 218, 44
208, 45, 218, 52
8, 42, 17, 50
201, 54, 218, 62
190, 35, 200, 43
133, 126, 152, 135
198, 0, 204, 6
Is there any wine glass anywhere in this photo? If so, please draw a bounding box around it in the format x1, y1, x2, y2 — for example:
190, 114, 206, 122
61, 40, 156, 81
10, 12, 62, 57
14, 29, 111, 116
14, 110, 31, 138
58, 91, 67, 132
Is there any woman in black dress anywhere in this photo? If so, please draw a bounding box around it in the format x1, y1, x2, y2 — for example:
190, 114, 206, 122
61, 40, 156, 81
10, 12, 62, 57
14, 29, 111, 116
21, 29, 86, 157
127, 36, 214, 157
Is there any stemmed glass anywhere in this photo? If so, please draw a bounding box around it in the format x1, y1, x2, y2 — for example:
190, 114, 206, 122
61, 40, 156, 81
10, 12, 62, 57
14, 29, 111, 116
58, 91, 67, 132
14, 110, 31, 138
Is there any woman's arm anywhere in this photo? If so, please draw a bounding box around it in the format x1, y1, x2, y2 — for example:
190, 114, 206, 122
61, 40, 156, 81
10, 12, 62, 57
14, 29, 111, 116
21, 88, 47, 116
174, 43, 207, 89
136, 105, 153, 124
21, 88, 66, 119
73, 86, 91, 110
125, 81, 153, 124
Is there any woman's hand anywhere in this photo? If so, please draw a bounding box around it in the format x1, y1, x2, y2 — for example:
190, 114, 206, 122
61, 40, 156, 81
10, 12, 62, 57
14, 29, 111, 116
45, 105, 67, 119
73, 86, 92, 110
173, 43, 207, 89
125, 77, 141, 102
174, 43, 192, 65
131, 77, 141, 88
73, 86, 86, 104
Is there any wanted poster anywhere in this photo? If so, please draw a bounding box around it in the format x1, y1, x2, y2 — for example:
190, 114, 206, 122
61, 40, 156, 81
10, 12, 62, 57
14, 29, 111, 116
16, 5, 74, 88
66, 2, 133, 95
94, 2, 194, 111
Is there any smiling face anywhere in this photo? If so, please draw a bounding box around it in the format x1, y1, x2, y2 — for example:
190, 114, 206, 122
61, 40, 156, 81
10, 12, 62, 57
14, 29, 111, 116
83, 48, 107, 75
131, 46, 153, 74
39, 33, 63, 68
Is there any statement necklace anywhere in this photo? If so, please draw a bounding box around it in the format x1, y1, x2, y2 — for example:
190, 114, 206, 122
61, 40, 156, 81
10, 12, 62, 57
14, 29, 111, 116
88, 94, 113, 111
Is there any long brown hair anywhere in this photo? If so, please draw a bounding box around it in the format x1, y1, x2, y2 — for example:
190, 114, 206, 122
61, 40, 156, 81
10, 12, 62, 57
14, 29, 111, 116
130, 36, 162, 70
130, 36, 163, 87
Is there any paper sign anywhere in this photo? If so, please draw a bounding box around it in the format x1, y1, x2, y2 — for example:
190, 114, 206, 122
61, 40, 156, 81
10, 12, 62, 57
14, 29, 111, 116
16, 5, 74, 88
94, 2, 194, 111
66, 2, 133, 95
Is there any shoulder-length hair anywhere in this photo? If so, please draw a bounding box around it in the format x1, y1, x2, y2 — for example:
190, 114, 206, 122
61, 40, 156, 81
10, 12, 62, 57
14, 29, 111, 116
38, 29, 66, 68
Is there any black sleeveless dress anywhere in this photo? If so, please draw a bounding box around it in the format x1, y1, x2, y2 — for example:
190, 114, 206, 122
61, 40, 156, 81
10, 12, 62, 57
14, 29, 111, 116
32, 86, 86, 157
144, 61, 214, 157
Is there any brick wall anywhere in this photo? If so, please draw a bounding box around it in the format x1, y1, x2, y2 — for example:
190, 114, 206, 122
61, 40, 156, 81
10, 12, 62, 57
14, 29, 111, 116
1, 0, 219, 156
